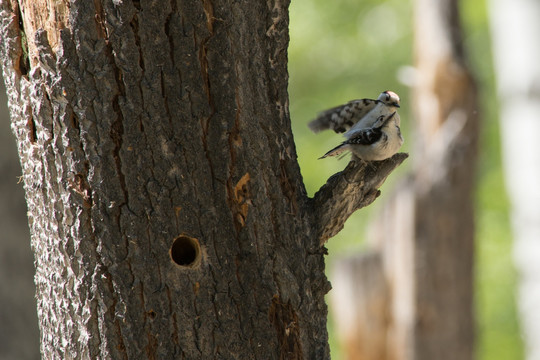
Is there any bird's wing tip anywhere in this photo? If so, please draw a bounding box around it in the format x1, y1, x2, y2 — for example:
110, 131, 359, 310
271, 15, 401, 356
308, 120, 325, 133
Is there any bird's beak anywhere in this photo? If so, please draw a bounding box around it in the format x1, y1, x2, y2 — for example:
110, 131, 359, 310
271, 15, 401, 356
394, 103, 400, 108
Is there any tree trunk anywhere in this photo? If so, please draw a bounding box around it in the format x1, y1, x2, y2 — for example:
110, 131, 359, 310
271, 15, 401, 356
330, 251, 389, 360
0, 1, 405, 358
331, 0, 479, 359
489, 0, 540, 358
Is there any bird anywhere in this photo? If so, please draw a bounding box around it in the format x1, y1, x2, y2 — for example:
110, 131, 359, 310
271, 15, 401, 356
319, 111, 404, 161
308, 90, 401, 136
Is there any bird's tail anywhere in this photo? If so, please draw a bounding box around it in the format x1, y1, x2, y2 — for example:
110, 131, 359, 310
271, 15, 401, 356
319, 143, 349, 159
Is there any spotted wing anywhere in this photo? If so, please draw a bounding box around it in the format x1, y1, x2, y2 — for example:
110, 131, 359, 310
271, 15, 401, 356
320, 112, 397, 159
308, 98, 379, 134
345, 127, 384, 146
319, 126, 385, 159
344, 112, 396, 142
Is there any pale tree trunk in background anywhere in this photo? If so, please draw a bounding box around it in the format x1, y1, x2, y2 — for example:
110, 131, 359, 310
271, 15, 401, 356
0, 81, 40, 359
0, 0, 405, 358
331, 251, 389, 360
489, 1, 540, 358
331, 0, 479, 359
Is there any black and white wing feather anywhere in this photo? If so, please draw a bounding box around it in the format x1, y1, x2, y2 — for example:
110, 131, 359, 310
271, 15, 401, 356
319, 112, 396, 159
308, 98, 380, 133
319, 128, 384, 159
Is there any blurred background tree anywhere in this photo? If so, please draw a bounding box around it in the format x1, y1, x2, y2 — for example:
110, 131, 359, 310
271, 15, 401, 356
489, 0, 540, 359
289, 0, 522, 359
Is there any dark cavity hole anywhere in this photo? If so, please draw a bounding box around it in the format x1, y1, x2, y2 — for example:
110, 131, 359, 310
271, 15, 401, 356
170, 235, 201, 268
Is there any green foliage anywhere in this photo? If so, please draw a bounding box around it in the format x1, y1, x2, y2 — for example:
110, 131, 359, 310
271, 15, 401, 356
289, 0, 523, 358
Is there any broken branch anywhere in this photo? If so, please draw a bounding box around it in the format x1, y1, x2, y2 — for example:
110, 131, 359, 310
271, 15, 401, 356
311, 153, 408, 244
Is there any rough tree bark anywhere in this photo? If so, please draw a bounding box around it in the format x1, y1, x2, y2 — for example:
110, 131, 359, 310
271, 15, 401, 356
0, 1, 405, 358
330, 0, 479, 359
489, 0, 540, 358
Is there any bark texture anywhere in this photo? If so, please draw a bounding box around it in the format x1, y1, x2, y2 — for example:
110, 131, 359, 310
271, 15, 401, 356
0, 0, 405, 358
331, 0, 479, 359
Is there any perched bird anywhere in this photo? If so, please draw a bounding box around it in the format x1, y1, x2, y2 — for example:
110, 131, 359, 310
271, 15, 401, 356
308, 90, 401, 135
319, 111, 403, 161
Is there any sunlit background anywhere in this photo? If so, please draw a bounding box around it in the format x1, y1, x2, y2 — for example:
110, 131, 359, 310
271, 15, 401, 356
288, 0, 522, 358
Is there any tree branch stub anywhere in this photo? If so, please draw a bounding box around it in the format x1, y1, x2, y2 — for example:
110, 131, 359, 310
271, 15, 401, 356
312, 153, 408, 245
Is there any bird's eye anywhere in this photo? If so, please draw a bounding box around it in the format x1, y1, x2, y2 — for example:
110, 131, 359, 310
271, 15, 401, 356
386, 94, 390, 101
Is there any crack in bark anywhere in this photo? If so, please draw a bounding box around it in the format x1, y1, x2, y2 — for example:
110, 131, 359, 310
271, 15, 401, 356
111, 93, 128, 206
279, 158, 298, 215
201, 0, 215, 33
198, 38, 212, 105
106, 28, 129, 207
11, 1, 30, 76
27, 113, 37, 142
93, 0, 107, 39
164, 9, 176, 70
130, 14, 145, 72
165, 286, 180, 347
269, 295, 303, 360
104, 270, 129, 360
197, 0, 215, 107
224, 40, 245, 234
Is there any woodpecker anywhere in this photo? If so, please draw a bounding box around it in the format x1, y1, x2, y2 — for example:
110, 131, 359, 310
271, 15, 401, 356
308, 90, 401, 135
319, 112, 403, 161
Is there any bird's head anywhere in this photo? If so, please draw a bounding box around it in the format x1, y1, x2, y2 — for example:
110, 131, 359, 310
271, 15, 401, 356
378, 90, 401, 108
